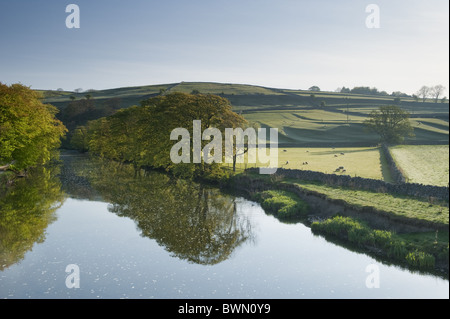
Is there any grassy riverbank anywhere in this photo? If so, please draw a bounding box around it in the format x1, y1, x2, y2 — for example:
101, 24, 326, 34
224, 170, 449, 275
311, 215, 448, 273
286, 179, 449, 227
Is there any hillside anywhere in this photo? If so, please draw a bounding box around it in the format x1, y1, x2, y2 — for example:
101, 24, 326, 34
41, 81, 449, 147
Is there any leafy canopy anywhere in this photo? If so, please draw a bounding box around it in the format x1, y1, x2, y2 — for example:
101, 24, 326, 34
0, 83, 67, 170
364, 105, 414, 144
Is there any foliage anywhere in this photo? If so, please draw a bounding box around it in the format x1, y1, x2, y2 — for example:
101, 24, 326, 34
364, 105, 414, 144
311, 215, 443, 271
0, 165, 65, 270
0, 83, 67, 171
70, 126, 89, 152
405, 250, 435, 269
255, 190, 308, 219
292, 181, 449, 226
64, 156, 252, 265
75, 92, 247, 178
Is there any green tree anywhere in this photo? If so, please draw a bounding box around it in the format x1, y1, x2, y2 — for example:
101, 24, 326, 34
70, 126, 89, 152
83, 92, 247, 178
0, 164, 64, 270
364, 105, 414, 144
0, 83, 67, 171
80, 159, 252, 265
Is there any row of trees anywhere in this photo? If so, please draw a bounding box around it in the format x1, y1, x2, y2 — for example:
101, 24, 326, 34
339, 86, 393, 96
415, 85, 446, 103
0, 83, 67, 172
70, 92, 247, 178
334, 85, 447, 103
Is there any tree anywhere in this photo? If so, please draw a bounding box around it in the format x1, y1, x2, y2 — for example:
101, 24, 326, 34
340, 87, 351, 94
350, 86, 379, 95
0, 83, 67, 171
0, 164, 64, 269
70, 126, 89, 152
84, 92, 247, 178
417, 86, 430, 102
81, 161, 252, 265
364, 105, 414, 144
309, 86, 320, 91
430, 85, 445, 103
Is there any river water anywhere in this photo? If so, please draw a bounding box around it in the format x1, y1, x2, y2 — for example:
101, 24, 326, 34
0, 154, 448, 299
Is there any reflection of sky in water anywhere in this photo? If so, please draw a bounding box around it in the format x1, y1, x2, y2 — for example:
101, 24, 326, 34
0, 198, 448, 299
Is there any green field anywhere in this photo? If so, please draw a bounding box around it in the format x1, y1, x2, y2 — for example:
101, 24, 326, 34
231, 146, 391, 181
288, 180, 449, 226
40, 81, 449, 184
390, 145, 449, 186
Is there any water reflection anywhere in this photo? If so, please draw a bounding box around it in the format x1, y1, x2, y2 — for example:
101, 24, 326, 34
61, 155, 253, 265
0, 166, 65, 270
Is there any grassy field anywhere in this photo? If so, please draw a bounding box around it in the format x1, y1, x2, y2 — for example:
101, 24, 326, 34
40, 82, 448, 183
389, 145, 449, 186
288, 180, 449, 226
43, 81, 448, 148
230, 146, 391, 181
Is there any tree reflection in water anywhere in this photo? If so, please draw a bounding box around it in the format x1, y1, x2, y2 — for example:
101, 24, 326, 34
0, 166, 65, 270
76, 157, 254, 265
0, 155, 254, 268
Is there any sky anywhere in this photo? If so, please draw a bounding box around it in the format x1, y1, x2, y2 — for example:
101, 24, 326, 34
0, 0, 448, 95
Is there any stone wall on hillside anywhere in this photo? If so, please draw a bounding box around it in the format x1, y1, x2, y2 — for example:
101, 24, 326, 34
245, 167, 449, 201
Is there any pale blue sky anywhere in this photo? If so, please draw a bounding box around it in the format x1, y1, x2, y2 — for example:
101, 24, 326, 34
0, 0, 448, 95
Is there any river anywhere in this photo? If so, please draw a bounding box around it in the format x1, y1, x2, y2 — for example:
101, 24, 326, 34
0, 153, 448, 299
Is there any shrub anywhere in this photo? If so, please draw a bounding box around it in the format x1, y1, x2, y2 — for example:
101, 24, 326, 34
348, 225, 375, 246
405, 250, 435, 270
387, 240, 408, 260
373, 230, 393, 249
258, 190, 308, 219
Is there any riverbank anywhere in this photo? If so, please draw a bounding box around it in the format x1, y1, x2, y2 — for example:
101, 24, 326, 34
217, 171, 449, 277
4, 151, 447, 277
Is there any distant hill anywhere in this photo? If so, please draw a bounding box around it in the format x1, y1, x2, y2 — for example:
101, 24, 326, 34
39, 81, 449, 147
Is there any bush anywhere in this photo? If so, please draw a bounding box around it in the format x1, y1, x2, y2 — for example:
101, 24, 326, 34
405, 250, 435, 270
373, 230, 393, 249
313, 215, 442, 272
257, 190, 308, 219
312, 216, 362, 238
348, 225, 375, 246
387, 240, 407, 260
